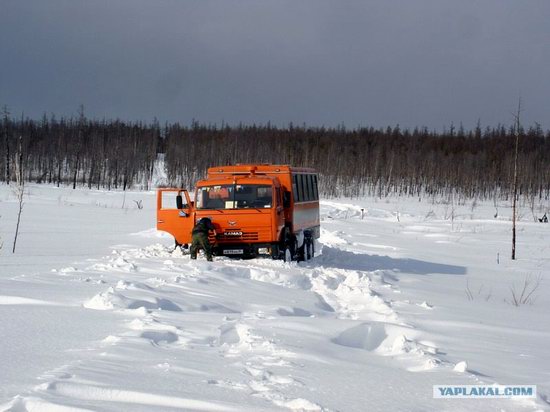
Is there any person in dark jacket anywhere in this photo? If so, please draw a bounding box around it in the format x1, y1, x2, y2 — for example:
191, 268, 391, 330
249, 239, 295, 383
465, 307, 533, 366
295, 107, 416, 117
190, 217, 216, 261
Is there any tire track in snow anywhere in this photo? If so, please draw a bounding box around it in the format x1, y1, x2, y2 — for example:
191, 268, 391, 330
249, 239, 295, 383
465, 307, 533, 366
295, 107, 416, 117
152, 252, 327, 410
222, 236, 443, 373
216, 317, 326, 411
11, 244, 328, 411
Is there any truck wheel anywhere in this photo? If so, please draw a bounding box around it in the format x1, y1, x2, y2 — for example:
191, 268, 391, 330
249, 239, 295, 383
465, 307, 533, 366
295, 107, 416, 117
281, 229, 294, 262
271, 244, 280, 260
295, 239, 305, 262
305, 238, 312, 260
283, 245, 292, 262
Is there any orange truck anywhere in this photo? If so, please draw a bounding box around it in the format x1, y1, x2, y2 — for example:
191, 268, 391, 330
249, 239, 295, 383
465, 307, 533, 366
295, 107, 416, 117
157, 164, 320, 261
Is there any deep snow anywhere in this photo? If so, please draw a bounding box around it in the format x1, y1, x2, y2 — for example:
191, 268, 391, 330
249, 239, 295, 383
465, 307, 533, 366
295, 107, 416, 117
0, 184, 549, 411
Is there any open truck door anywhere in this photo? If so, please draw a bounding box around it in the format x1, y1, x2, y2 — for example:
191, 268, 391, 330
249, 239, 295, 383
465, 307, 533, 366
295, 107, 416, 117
157, 189, 194, 247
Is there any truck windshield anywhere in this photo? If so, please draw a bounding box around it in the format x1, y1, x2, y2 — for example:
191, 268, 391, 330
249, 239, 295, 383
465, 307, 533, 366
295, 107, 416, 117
196, 184, 273, 210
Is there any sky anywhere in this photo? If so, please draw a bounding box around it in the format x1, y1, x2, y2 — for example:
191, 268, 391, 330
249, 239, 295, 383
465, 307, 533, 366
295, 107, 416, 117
1, 0, 549, 130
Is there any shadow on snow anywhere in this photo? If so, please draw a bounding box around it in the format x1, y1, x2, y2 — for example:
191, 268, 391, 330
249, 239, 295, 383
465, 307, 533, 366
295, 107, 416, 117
310, 246, 467, 276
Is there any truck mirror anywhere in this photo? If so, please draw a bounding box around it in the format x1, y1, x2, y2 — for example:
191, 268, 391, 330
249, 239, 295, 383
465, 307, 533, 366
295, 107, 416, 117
176, 194, 183, 209
283, 191, 291, 208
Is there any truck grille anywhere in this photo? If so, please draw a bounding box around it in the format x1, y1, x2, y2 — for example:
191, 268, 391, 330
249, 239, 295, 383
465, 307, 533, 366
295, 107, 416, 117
212, 229, 260, 242
241, 232, 259, 240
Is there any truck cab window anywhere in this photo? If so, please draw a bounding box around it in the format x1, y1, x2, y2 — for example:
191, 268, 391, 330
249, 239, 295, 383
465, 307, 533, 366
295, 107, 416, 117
313, 175, 319, 200
196, 184, 273, 209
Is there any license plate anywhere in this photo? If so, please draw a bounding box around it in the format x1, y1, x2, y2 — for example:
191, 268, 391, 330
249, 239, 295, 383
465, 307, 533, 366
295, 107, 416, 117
223, 249, 244, 255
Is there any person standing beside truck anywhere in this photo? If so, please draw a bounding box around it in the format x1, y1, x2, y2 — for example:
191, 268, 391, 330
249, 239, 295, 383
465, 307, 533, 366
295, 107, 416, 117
190, 217, 216, 261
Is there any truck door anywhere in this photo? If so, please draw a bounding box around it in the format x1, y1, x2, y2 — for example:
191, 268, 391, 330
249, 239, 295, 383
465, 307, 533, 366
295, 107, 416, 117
275, 185, 285, 235
157, 189, 194, 246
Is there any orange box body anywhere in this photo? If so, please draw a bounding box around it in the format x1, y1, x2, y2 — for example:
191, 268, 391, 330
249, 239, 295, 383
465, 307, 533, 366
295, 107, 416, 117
157, 164, 320, 259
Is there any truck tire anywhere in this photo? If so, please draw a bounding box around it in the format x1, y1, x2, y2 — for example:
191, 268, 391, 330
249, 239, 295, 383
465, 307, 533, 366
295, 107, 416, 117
283, 244, 292, 262
271, 244, 280, 260
305, 237, 312, 260
296, 239, 305, 262
281, 228, 294, 262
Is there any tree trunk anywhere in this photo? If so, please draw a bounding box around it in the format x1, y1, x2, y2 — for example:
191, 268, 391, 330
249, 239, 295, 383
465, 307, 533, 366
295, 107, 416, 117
511, 99, 521, 260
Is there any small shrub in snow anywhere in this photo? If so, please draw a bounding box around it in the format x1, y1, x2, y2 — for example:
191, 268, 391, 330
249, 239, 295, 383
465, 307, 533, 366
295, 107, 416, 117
424, 210, 436, 221
506, 274, 542, 307
465, 280, 492, 302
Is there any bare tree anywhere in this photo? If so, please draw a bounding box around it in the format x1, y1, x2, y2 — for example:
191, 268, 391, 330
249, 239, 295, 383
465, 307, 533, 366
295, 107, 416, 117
12, 135, 24, 253
2, 106, 10, 185
511, 98, 521, 260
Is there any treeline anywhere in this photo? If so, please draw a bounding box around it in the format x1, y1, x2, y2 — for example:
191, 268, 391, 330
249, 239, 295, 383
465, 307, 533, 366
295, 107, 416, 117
161, 122, 550, 200
2, 110, 549, 200
1, 109, 160, 191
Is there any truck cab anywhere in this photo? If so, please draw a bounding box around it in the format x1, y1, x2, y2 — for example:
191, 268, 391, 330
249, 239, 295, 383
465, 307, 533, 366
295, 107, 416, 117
194, 174, 285, 257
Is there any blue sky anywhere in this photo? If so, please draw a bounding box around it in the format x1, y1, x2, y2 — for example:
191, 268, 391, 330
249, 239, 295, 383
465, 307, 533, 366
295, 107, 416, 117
1, 0, 549, 130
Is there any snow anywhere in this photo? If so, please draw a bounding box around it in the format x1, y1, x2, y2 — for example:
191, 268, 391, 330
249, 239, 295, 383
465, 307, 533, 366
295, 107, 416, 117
0, 184, 549, 411
453, 361, 468, 373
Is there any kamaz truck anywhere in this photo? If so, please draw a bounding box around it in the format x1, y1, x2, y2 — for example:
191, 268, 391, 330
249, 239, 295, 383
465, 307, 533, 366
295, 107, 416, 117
157, 164, 320, 261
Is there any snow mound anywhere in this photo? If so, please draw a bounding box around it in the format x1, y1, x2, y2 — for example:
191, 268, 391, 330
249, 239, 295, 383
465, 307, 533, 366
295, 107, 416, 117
140, 330, 179, 345
333, 322, 442, 371
83, 287, 181, 312
218, 323, 252, 347
454, 360, 468, 372
333, 322, 388, 351
89, 257, 136, 272
321, 201, 363, 220
59, 266, 78, 274
274, 397, 323, 411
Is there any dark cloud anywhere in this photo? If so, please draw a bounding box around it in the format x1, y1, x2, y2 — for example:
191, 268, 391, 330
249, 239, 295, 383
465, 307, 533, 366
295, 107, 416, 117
1, 0, 549, 129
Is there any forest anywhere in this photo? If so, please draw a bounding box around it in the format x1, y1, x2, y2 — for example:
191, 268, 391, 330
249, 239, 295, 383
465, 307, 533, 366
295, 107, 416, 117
1, 108, 549, 201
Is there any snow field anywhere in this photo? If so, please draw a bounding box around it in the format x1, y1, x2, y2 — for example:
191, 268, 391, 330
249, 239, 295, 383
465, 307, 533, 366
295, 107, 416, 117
0, 184, 549, 411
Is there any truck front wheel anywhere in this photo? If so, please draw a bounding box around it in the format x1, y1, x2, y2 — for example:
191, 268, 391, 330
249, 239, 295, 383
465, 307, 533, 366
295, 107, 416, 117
283, 244, 292, 262
271, 244, 280, 260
